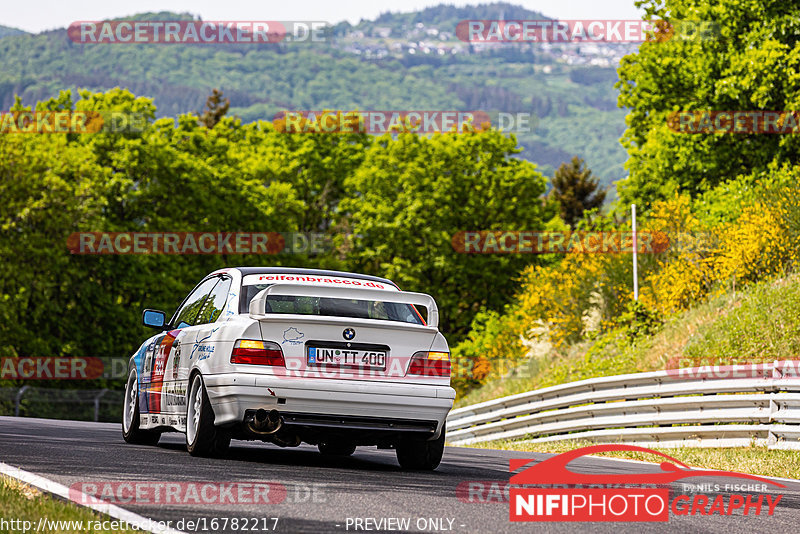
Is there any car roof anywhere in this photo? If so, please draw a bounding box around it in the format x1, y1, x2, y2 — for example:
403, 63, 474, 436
231, 267, 399, 288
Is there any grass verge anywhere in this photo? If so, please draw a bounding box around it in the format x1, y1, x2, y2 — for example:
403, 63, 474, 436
456, 273, 800, 408
0, 474, 141, 533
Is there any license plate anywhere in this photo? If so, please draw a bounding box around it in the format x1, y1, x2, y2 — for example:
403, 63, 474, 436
308, 347, 386, 370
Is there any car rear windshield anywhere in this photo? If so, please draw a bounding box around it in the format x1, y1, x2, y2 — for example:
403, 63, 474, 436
241, 284, 425, 325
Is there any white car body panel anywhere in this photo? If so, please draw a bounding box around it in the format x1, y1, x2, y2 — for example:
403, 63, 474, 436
130, 268, 455, 443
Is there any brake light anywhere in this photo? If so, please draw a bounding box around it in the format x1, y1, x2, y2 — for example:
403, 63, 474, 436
408, 351, 451, 377
231, 340, 285, 366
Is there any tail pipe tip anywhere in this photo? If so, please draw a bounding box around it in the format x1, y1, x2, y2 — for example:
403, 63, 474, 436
248, 408, 282, 434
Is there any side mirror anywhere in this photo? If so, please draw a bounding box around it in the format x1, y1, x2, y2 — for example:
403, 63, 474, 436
142, 309, 168, 330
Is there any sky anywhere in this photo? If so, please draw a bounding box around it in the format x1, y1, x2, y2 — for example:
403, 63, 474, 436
2, 0, 644, 33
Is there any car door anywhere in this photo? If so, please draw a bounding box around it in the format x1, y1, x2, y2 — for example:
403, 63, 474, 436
170, 275, 233, 415
142, 277, 220, 419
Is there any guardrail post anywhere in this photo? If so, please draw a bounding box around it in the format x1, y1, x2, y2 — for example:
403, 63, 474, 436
14, 386, 28, 417
94, 389, 109, 422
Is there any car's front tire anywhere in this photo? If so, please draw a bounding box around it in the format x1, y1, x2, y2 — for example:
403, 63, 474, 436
186, 373, 230, 457
396, 425, 445, 471
122, 369, 161, 445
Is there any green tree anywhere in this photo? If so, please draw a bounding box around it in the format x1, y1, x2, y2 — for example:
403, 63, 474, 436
199, 89, 230, 129
339, 130, 557, 338
550, 156, 606, 226
616, 0, 800, 210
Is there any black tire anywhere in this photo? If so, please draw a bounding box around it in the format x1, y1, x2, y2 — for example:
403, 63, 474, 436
186, 373, 230, 457
396, 424, 445, 470
318, 441, 357, 457
122, 369, 161, 446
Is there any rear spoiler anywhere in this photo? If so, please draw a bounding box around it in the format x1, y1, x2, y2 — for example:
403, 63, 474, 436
248, 283, 439, 328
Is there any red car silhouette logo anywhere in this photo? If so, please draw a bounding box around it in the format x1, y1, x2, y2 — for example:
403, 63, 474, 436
510, 444, 785, 488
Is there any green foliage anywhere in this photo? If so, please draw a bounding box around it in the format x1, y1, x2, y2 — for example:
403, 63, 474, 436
679, 276, 800, 366
549, 156, 606, 226
199, 89, 230, 129
455, 161, 800, 401
569, 67, 618, 86
340, 130, 556, 337
0, 89, 552, 384
0, 475, 141, 533
0, 9, 630, 188
362, 2, 550, 33
617, 0, 800, 209
616, 300, 663, 342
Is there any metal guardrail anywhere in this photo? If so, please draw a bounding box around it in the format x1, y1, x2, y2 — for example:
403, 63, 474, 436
0, 387, 123, 422
446, 360, 800, 449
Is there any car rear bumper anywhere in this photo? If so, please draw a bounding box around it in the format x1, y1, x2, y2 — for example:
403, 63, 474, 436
204, 373, 455, 438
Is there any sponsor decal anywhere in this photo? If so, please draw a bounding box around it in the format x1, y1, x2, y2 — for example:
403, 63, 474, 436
189, 331, 215, 361
244, 274, 392, 289
507, 445, 784, 522
171, 344, 181, 379
282, 328, 305, 345
164, 382, 187, 407
146, 330, 180, 413
196, 345, 215, 361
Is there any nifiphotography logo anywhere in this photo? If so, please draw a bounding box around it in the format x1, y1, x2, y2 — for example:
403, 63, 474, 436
509, 445, 784, 522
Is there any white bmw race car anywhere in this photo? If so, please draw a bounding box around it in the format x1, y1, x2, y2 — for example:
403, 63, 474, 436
122, 267, 455, 470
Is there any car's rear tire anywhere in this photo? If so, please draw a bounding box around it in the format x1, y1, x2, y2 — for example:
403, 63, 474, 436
186, 373, 230, 457
396, 425, 445, 471
318, 442, 356, 457
122, 369, 161, 446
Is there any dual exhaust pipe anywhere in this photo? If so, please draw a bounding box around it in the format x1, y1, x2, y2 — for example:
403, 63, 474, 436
247, 408, 282, 435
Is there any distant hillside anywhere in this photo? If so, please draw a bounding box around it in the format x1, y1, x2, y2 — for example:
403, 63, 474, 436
354, 2, 550, 32
0, 3, 632, 187
0, 25, 27, 39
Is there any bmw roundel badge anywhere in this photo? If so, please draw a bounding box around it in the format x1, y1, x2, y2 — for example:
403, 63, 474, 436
343, 328, 356, 340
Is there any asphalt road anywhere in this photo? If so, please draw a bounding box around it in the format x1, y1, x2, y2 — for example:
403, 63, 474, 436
0, 416, 799, 533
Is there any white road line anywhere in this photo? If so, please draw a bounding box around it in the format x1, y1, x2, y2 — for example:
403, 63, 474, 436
0, 462, 187, 534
